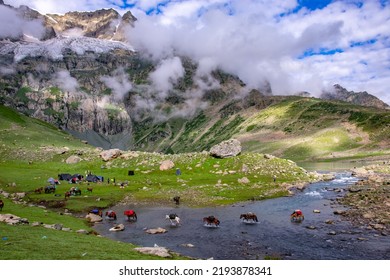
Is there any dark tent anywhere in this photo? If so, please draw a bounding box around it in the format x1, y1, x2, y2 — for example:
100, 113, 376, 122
58, 173, 72, 181
72, 174, 83, 180
96, 176, 104, 182
86, 175, 99, 182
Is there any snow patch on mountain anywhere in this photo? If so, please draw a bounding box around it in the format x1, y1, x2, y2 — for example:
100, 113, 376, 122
0, 36, 135, 62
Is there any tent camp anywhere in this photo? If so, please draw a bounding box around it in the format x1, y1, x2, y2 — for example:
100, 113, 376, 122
58, 174, 72, 181
47, 177, 55, 185
86, 175, 104, 183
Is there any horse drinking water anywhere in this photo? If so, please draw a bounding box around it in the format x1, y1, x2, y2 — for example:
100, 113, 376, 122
105, 210, 117, 220
166, 213, 180, 226
124, 210, 137, 222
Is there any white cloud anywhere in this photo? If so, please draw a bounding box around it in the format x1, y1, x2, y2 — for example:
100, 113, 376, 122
149, 56, 185, 93
126, 0, 390, 102
0, 5, 45, 39
54, 70, 79, 92
100, 68, 133, 101
3, 0, 390, 103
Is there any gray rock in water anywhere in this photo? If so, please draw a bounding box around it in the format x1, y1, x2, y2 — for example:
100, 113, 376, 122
145, 227, 167, 234
209, 139, 242, 158
109, 224, 125, 231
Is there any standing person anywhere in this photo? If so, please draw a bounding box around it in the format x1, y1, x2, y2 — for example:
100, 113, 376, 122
107, 178, 110, 184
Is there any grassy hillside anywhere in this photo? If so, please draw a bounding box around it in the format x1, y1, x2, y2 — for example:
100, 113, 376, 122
129, 96, 390, 162
0, 104, 320, 259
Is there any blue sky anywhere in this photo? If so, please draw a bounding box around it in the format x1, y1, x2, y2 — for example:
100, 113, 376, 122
3, 0, 390, 102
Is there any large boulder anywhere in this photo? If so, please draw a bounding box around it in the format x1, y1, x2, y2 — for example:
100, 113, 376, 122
109, 224, 125, 231
66, 155, 82, 164
100, 149, 122, 161
159, 160, 175, 171
85, 213, 103, 223
209, 139, 242, 158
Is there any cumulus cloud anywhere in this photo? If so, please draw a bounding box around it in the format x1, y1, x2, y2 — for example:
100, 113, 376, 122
54, 70, 79, 92
0, 5, 45, 40
149, 56, 185, 93
100, 68, 133, 101
125, 0, 390, 102
4, 0, 390, 104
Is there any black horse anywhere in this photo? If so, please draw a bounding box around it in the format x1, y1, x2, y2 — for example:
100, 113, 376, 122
173, 196, 180, 205
0, 199, 4, 211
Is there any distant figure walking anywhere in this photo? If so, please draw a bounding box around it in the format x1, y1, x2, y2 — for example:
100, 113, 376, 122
176, 168, 181, 175
0, 199, 4, 211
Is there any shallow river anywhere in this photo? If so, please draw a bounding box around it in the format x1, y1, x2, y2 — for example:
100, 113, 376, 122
93, 172, 390, 260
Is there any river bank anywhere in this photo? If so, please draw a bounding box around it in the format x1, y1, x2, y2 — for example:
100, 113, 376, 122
339, 161, 390, 235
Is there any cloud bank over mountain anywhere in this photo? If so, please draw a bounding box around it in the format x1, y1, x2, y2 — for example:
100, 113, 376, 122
3, 0, 390, 103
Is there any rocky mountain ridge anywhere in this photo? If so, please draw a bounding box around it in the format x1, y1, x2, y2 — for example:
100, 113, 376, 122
321, 84, 389, 110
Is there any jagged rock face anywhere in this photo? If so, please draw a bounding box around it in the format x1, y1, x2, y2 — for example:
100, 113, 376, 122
321, 84, 389, 109
45, 9, 135, 41
46, 9, 120, 39
0, 46, 139, 149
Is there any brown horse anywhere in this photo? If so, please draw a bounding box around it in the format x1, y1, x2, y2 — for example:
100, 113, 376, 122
203, 215, 220, 227
34, 187, 43, 194
106, 210, 117, 220
240, 212, 258, 222
0, 199, 3, 211
87, 187, 93, 193
124, 210, 137, 221
64, 191, 71, 199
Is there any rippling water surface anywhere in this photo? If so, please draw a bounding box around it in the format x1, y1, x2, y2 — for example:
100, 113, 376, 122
93, 173, 390, 259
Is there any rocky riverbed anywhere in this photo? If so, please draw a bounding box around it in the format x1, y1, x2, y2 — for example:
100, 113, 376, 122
340, 162, 390, 235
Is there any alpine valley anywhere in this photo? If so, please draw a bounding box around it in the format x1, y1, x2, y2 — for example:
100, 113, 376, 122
0, 1, 389, 162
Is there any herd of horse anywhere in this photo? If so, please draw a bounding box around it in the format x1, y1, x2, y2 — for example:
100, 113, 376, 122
86, 209, 304, 227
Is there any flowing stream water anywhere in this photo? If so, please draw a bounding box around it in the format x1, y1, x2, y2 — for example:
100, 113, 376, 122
93, 172, 390, 260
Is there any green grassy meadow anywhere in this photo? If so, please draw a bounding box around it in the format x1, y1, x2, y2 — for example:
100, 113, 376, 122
0, 104, 318, 259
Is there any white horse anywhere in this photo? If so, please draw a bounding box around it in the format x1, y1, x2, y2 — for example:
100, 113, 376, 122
166, 214, 180, 226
